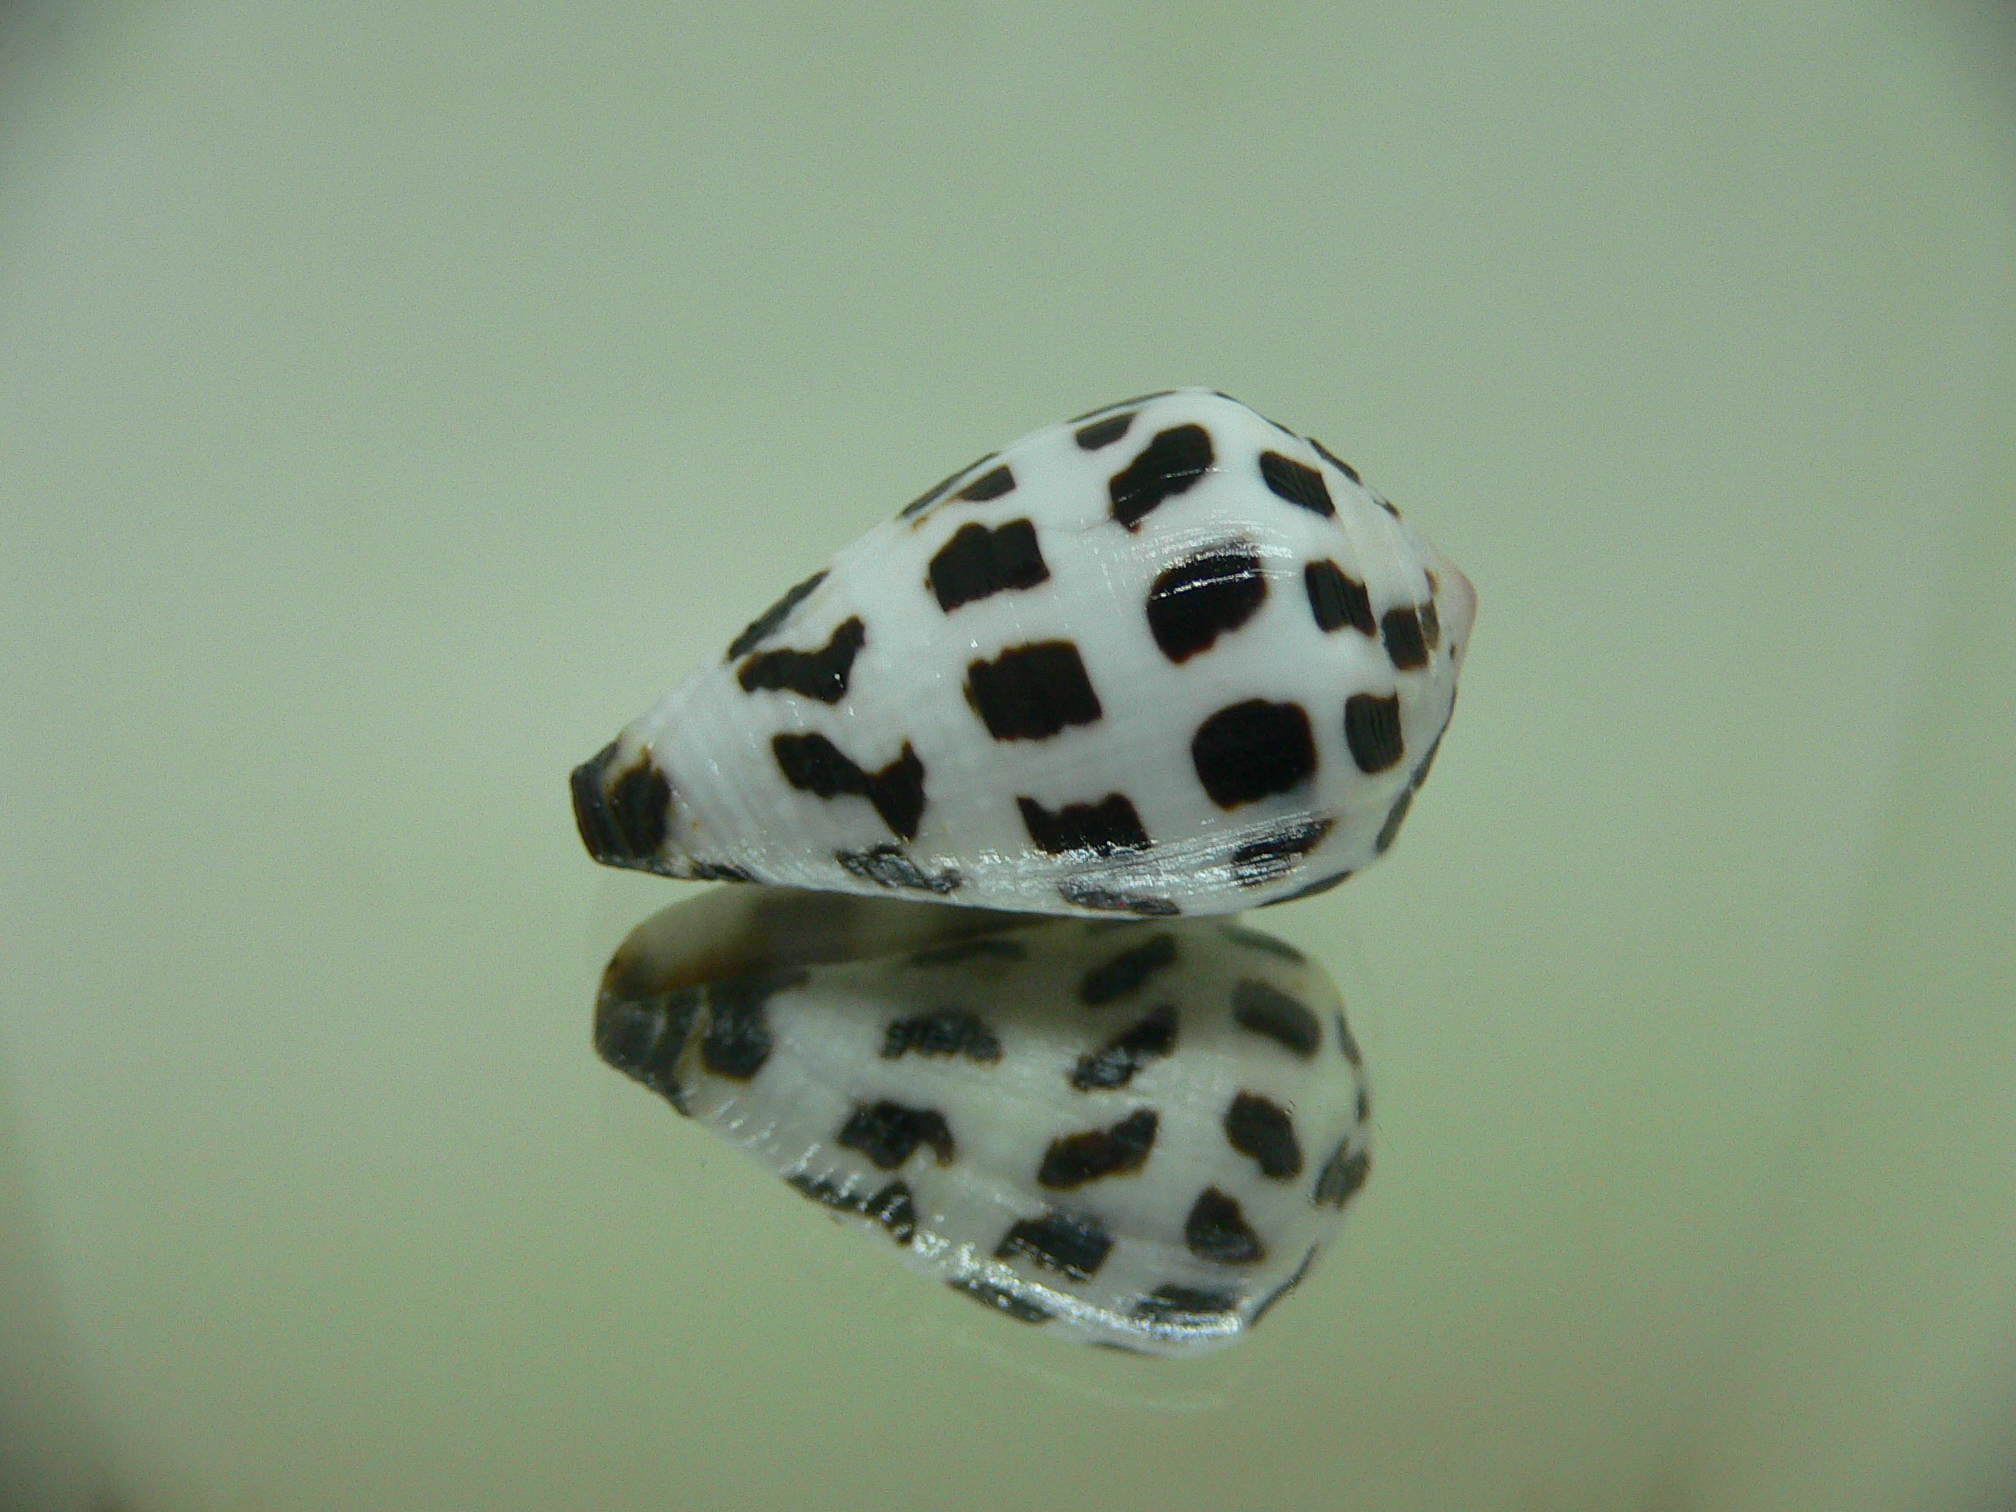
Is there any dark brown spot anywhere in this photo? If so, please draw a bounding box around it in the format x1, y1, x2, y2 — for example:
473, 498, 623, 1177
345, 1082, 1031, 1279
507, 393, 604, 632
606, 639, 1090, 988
955, 463, 1016, 502
1037, 1109, 1159, 1189
772, 734, 928, 840
1068, 390, 1175, 423
1270, 869, 1352, 903
1070, 1002, 1178, 1090
996, 1210, 1114, 1280
1192, 700, 1318, 809
786, 1174, 918, 1245
684, 861, 756, 883
1308, 438, 1360, 483
1058, 881, 1180, 916
835, 843, 962, 894
1315, 1141, 1371, 1208
1074, 412, 1135, 451
736, 616, 865, 703
1146, 542, 1267, 663
1133, 1284, 1241, 1326
593, 984, 703, 1115
948, 1276, 1052, 1323
1335, 1010, 1363, 1067
1378, 794, 1411, 854
1079, 933, 1178, 1006
965, 641, 1103, 741
701, 968, 807, 1081
1344, 692, 1405, 775
837, 1101, 956, 1170
928, 519, 1050, 612
1304, 560, 1375, 636
1224, 1092, 1303, 1179
1373, 726, 1444, 856
571, 742, 673, 869
1231, 979, 1321, 1059
1247, 1244, 1318, 1328
726, 570, 828, 658
868, 1180, 919, 1243
1017, 794, 1150, 857
881, 1009, 1001, 1064
1185, 1188, 1266, 1265
1258, 451, 1335, 518
1245, 402, 1298, 438
1382, 606, 1429, 671
1231, 817, 1334, 888
787, 1171, 854, 1210
1109, 424, 1214, 530
900, 454, 995, 519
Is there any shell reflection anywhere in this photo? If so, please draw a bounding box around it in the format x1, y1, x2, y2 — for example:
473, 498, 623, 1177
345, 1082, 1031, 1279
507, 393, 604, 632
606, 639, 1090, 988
595, 889, 1371, 1356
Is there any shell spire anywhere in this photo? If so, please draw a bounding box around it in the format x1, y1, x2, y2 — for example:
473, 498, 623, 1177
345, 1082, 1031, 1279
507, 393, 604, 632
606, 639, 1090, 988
573, 390, 1474, 917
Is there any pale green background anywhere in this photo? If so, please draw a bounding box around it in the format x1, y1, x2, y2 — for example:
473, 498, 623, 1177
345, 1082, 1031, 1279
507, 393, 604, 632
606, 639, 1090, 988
3, 2, 2013, 1509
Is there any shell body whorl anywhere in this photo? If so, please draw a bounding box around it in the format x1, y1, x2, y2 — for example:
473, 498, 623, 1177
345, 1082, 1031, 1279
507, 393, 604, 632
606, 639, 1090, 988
574, 390, 1475, 916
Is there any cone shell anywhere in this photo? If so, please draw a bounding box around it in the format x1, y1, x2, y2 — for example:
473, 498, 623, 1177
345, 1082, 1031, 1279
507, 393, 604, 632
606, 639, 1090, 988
574, 390, 1474, 916
595, 890, 1373, 1355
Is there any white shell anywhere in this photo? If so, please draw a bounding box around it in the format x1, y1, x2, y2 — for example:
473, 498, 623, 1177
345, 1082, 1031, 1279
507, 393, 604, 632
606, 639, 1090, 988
574, 389, 1475, 915
596, 888, 1372, 1355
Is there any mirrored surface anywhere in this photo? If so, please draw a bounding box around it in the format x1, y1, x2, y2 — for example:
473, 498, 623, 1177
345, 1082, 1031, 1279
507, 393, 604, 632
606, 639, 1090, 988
3, 3, 2014, 1510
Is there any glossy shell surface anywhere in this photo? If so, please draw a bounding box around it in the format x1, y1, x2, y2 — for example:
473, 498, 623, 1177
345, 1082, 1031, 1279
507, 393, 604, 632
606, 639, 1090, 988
573, 389, 1475, 915
595, 889, 1372, 1355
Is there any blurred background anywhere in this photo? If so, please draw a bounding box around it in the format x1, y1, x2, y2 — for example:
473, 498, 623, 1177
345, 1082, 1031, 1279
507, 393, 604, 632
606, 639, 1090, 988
3, 2, 2013, 1509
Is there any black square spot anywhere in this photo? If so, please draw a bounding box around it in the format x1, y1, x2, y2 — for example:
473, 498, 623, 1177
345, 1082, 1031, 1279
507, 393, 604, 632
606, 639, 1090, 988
1223, 1092, 1303, 1180
1017, 793, 1150, 856
1075, 412, 1135, 451
965, 641, 1103, 741
1146, 543, 1267, 663
928, 519, 1050, 612
1109, 424, 1214, 530
996, 1210, 1114, 1281
1191, 700, 1317, 809
955, 463, 1016, 502
1304, 560, 1375, 636
1258, 451, 1335, 518
836, 1101, 956, 1170
1185, 1188, 1266, 1265
1382, 607, 1429, 670
1344, 693, 1404, 774
1078, 933, 1178, 1005
1231, 979, 1321, 1059
1037, 1109, 1159, 1189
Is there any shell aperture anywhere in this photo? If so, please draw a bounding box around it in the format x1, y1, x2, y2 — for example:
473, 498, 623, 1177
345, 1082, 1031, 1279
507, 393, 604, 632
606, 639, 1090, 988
572, 390, 1475, 917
